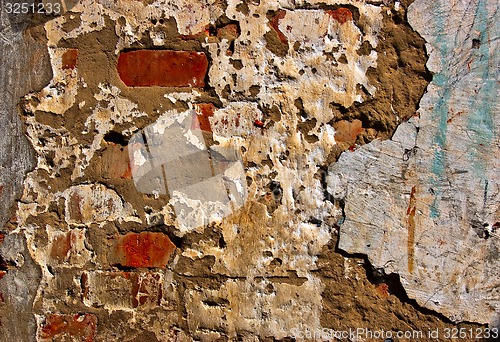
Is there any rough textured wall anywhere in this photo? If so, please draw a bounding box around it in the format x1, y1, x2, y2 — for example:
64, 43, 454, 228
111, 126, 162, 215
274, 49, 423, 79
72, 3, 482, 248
0, 4, 52, 339
330, 0, 499, 325
0, 1, 52, 227
0, 0, 498, 341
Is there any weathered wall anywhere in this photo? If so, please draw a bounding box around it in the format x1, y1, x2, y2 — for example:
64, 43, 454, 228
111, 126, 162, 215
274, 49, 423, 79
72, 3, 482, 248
0, 5, 52, 340
330, 0, 499, 325
0, 0, 498, 341
0, 2, 52, 227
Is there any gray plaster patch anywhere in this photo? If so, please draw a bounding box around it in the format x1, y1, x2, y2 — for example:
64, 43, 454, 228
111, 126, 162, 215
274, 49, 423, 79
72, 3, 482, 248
330, 0, 500, 324
129, 109, 247, 234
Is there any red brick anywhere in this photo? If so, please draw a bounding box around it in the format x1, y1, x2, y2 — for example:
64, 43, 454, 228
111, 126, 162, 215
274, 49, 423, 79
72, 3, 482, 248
50, 232, 73, 261
49, 229, 89, 264
253, 119, 264, 128
193, 103, 216, 132
62, 49, 78, 70
333, 119, 364, 143
117, 50, 208, 87
38, 313, 97, 342
0, 260, 5, 302
110, 232, 176, 268
326, 8, 353, 24
132, 272, 163, 308
269, 10, 287, 44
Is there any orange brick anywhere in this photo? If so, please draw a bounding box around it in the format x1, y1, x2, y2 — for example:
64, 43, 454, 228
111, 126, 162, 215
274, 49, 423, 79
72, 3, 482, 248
193, 103, 216, 132
50, 232, 73, 262
109, 232, 176, 268
38, 314, 97, 342
326, 8, 353, 25
117, 50, 208, 87
180, 27, 210, 40
101, 143, 132, 179
375, 283, 390, 298
62, 49, 78, 70
49, 229, 88, 263
333, 119, 364, 143
217, 24, 240, 41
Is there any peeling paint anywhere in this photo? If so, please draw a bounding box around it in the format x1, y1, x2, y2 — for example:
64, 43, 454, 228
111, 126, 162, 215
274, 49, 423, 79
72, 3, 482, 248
0, 0, 483, 340
330, 0, 499, 324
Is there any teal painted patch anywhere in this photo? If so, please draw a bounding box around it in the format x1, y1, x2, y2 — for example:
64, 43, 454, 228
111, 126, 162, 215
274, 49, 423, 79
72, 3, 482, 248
426, 0, 498, 219
466, 0, 497, 180
427, 3, 453, 218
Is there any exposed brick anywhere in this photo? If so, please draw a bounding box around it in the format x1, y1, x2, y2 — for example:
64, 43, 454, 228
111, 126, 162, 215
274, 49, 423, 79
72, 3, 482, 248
117, 50, 208, 87
61, 49, 78, 69
49, 229, 90, 264
109, 232, 176, 268
333, 119, 364, 143
38, 313, 97, 342
101, 143, 132, 179
67, 191, 84, 223
326, 8, 353, 25
193, 103, 216, 132
0, 185, 3, 195
50, 232, 73, 262
269, 10, 288, 44
133, 272, 163, 307
217, 24, 240, 41
82, 271, 163, 309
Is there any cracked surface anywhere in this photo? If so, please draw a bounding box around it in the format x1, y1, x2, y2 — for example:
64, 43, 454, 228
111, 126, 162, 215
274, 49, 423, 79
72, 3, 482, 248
0, 0, 496, 340
329, 0, 499, 325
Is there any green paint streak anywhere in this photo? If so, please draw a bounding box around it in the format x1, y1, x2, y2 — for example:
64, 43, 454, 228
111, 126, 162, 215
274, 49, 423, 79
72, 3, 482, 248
428, 3, 453, 218
466, 0, 498, 179
426, 0, 498, 218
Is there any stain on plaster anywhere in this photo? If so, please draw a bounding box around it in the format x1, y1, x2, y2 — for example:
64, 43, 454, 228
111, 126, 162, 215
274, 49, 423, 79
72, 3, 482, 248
329, 0, 499, 324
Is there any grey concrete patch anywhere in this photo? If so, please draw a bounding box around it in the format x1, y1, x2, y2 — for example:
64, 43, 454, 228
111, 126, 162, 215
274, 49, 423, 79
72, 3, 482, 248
0, 5, 52, 227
